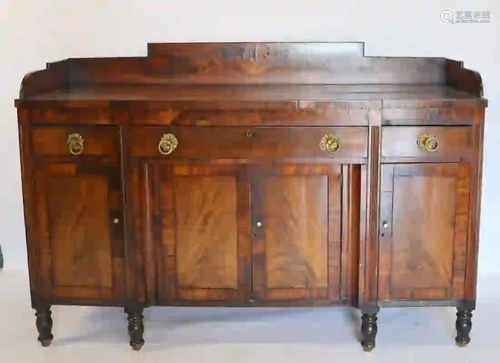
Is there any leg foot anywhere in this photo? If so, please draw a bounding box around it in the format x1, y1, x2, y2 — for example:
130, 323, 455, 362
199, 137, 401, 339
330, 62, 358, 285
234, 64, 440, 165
455, 309, 473, 347
361, 312, 378, 352
126, 307, 145, 351
35, 307, 53, 347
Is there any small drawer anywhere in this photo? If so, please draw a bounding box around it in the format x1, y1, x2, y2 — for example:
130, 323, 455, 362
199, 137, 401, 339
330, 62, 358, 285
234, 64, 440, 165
382, 126, 473, 160
31, 126, 119, 156
31, 108, 113, 125
249, 127, 368, 159
130, 127, 250, 158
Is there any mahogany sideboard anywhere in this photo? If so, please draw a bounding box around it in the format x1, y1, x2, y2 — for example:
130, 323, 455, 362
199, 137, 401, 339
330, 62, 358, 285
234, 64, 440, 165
15, 42, 488, 351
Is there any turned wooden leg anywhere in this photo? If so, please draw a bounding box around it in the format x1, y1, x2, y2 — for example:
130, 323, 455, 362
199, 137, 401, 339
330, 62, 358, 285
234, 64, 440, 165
125, 307, 145, 351
455, 309, 473, 347
360, 312, 378, 352
35, 307, 54, 347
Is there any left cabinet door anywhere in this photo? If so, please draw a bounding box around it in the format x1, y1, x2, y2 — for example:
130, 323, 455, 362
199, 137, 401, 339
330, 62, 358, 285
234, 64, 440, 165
32, 159, 125, 304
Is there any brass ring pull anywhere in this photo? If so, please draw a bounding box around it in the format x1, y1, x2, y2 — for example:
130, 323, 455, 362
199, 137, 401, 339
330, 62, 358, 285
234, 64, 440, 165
417, 134, 439, 152
158, 133, 179, 155
320, 134, 341, 153
67, 133, 84, 155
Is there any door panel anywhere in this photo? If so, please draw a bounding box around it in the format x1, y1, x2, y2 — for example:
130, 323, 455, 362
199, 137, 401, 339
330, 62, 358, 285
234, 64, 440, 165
175, 176, 238, 289
264, 176, 329, 289
379, 164, 470, 302
149, 163, 251, 305
33, 161, 125, 302
251, 164, 342, 304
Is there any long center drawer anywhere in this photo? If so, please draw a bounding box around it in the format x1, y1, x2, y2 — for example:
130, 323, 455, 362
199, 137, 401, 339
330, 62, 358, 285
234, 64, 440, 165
130, 127, 368, 159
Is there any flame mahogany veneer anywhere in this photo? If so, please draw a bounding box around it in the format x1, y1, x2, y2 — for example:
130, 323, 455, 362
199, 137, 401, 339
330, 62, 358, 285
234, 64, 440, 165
16, 42, 488, 351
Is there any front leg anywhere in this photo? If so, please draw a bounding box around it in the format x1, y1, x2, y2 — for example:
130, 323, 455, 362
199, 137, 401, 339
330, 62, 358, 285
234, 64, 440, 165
455, 309, 473, 347
125, 307, 145, 351
360, 307, 379, 352
35, 307, 54, 347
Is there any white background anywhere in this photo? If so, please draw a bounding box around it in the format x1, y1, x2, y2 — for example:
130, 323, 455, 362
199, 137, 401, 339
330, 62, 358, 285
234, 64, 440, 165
0, 0, 498, 275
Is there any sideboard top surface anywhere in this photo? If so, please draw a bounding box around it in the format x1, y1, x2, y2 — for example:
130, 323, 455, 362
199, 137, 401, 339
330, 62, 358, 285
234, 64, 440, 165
17, 84, 484, 109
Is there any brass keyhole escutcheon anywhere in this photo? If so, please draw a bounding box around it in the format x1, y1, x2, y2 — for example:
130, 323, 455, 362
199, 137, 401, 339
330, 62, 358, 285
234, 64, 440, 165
158, 133, 179, 155
67, 133, 84, 155
320, 134, 341, 153
417, 134, 439, 152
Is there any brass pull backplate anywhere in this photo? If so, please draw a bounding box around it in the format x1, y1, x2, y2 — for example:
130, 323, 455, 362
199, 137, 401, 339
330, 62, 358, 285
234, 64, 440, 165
158, 133, 179, 155
67, 133, 84, 155
417, 134, 439, 152
320, 134, 341, 153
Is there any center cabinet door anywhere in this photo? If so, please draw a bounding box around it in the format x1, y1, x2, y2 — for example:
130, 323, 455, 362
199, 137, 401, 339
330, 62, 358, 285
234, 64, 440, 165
142, 162, 252, 306
250, 164, 343, 305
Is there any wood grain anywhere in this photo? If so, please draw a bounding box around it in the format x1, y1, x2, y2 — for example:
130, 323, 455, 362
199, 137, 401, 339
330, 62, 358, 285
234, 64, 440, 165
31, 126, 119, 157
175, 176, 238, 289
382, 107, 477, 126
250, 127, 368, 160
446, 59, 484, 97
378, 164, 469, 301
31, 107, 113, 125
464, 109, 486, 305
48, 175, 113, 289
131, 127, 250, 159
152, 163, 249, 304
251, 164, 341, 303
264, 176, 328, 289
130, 106, 369, 127
146, 43, 445, 85
382, 126, 473, 161
32, 161, 124, 302
17, 84, 486, 110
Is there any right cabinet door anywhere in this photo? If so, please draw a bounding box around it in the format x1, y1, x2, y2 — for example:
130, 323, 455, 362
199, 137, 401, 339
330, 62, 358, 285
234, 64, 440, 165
379, 163, 470, 302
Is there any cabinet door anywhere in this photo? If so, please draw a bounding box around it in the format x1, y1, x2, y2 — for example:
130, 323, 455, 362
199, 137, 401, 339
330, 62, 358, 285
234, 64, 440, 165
379, 164, 470, 302
145, 163, 251, 305
251, 165, 342, 304
33, 161, 125, 303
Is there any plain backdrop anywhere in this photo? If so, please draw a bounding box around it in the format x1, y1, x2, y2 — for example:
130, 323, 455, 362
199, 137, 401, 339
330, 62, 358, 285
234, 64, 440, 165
0, 0, 499, 275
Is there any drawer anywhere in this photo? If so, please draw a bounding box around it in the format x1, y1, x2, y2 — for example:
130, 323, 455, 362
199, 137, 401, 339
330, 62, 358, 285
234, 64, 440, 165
382, 107, 476, 126
31, 108, 113, 125
31, 126, 119, 156
130, 107, 369, 126
130, 127, 250, 158
382, 126, 473, 160
249, 127, 368, 159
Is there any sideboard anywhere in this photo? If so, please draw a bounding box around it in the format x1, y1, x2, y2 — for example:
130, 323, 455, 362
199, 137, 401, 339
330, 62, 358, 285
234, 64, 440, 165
15, 42, 488, 351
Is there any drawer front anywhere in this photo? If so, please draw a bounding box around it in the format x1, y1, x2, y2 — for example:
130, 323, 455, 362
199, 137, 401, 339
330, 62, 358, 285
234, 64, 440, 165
130, 127, 250, 158
382, 107, 476, 126
382, 126, 473, 160
250, 127, 368, 159
130, 108, 369, 127
31, 108, 113, 125
31, 126, 119, 157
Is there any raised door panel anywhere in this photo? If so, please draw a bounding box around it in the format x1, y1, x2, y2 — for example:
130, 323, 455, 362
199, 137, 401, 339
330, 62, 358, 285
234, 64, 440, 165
379, 164, 469, 302
251, 165, 342, 304
33, 162, 125, 303
147, 163, 251, 305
